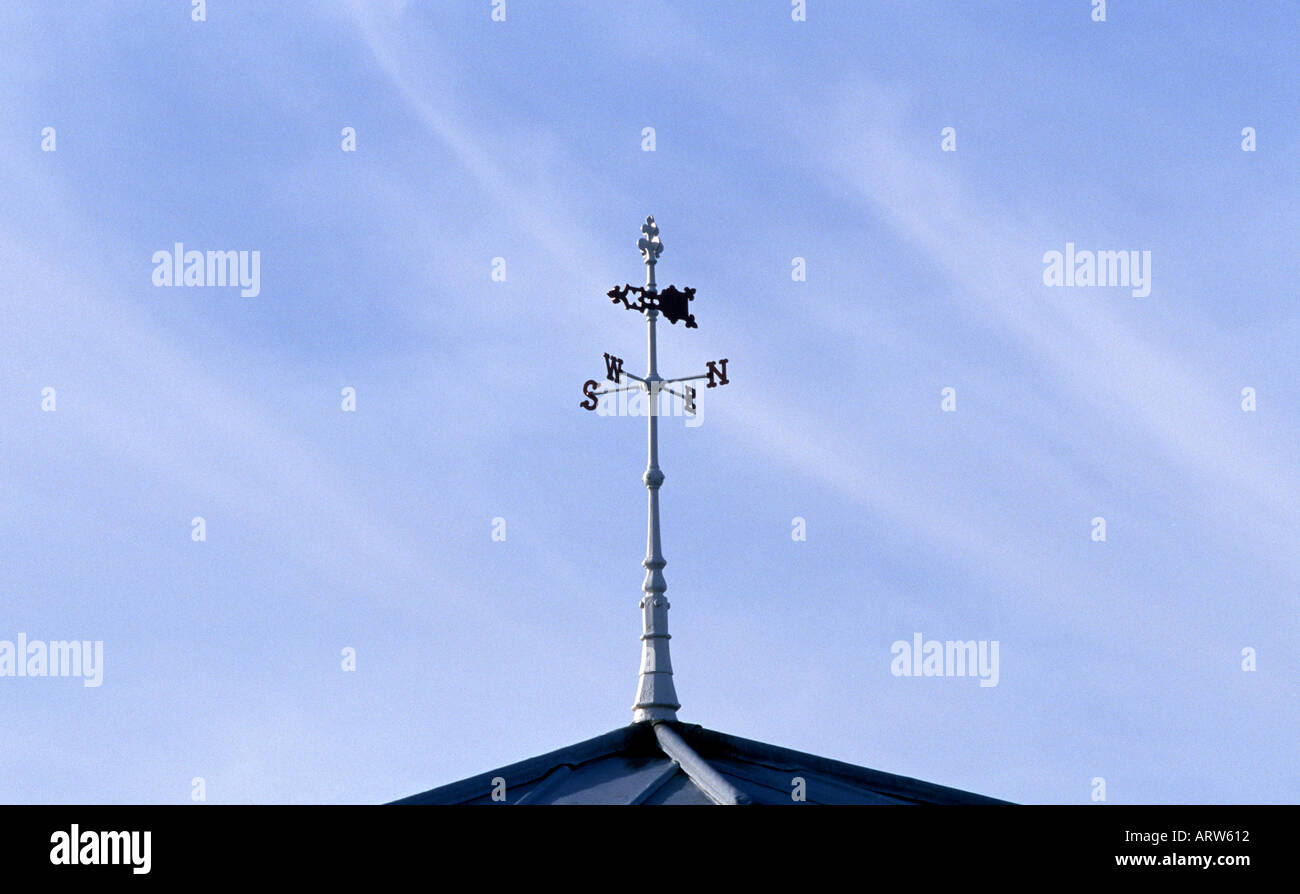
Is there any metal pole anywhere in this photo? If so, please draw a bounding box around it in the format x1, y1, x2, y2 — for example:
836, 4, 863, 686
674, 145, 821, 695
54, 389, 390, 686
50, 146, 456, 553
633, 267, 679, 721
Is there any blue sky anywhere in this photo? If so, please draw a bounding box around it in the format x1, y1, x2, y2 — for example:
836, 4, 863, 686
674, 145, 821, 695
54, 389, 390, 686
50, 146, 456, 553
1, 1, 1295, 804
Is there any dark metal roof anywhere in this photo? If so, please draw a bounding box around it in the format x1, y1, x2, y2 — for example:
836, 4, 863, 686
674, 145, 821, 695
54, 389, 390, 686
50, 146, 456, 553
392, 722, 1009, 805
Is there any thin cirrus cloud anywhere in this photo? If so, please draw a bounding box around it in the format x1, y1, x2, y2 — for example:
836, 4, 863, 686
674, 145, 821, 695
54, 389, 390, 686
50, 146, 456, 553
811, 111, 1300, 593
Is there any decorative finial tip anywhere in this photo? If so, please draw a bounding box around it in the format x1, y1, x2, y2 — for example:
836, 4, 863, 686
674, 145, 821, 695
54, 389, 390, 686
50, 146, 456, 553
638, 215, 663, 265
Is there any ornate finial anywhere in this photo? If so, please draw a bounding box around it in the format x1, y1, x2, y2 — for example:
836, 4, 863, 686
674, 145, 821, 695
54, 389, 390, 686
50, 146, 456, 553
638, 215, 663, 265
637, 216, 664, 292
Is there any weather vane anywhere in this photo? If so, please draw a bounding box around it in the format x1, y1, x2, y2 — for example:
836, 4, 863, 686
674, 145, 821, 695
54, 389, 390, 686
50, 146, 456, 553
579, 216, 731, 723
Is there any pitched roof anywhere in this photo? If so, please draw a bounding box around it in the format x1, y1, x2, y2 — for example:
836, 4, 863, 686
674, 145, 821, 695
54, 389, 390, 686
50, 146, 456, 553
392, 721, 1009, 805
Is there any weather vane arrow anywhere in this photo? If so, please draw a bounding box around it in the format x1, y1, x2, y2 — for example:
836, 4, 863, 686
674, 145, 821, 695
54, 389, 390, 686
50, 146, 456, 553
577, 216, 732, 724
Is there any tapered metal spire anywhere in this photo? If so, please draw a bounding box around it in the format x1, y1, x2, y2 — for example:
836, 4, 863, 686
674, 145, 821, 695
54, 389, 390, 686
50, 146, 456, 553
578, 216, 732, 724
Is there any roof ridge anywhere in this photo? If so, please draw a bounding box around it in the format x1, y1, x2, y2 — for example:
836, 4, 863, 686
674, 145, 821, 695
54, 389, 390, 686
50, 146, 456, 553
681, 725, 1012, 805
388, 725, 639, 805
653, 722, 752, 806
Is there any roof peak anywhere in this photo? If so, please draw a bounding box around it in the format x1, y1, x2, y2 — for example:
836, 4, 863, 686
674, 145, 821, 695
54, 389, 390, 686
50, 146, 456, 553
393, 721, 1011, 805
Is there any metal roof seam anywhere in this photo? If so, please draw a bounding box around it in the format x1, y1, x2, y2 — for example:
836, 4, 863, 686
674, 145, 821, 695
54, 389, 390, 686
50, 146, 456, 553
626, 761, 684, 805
514, 765, 576, 805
